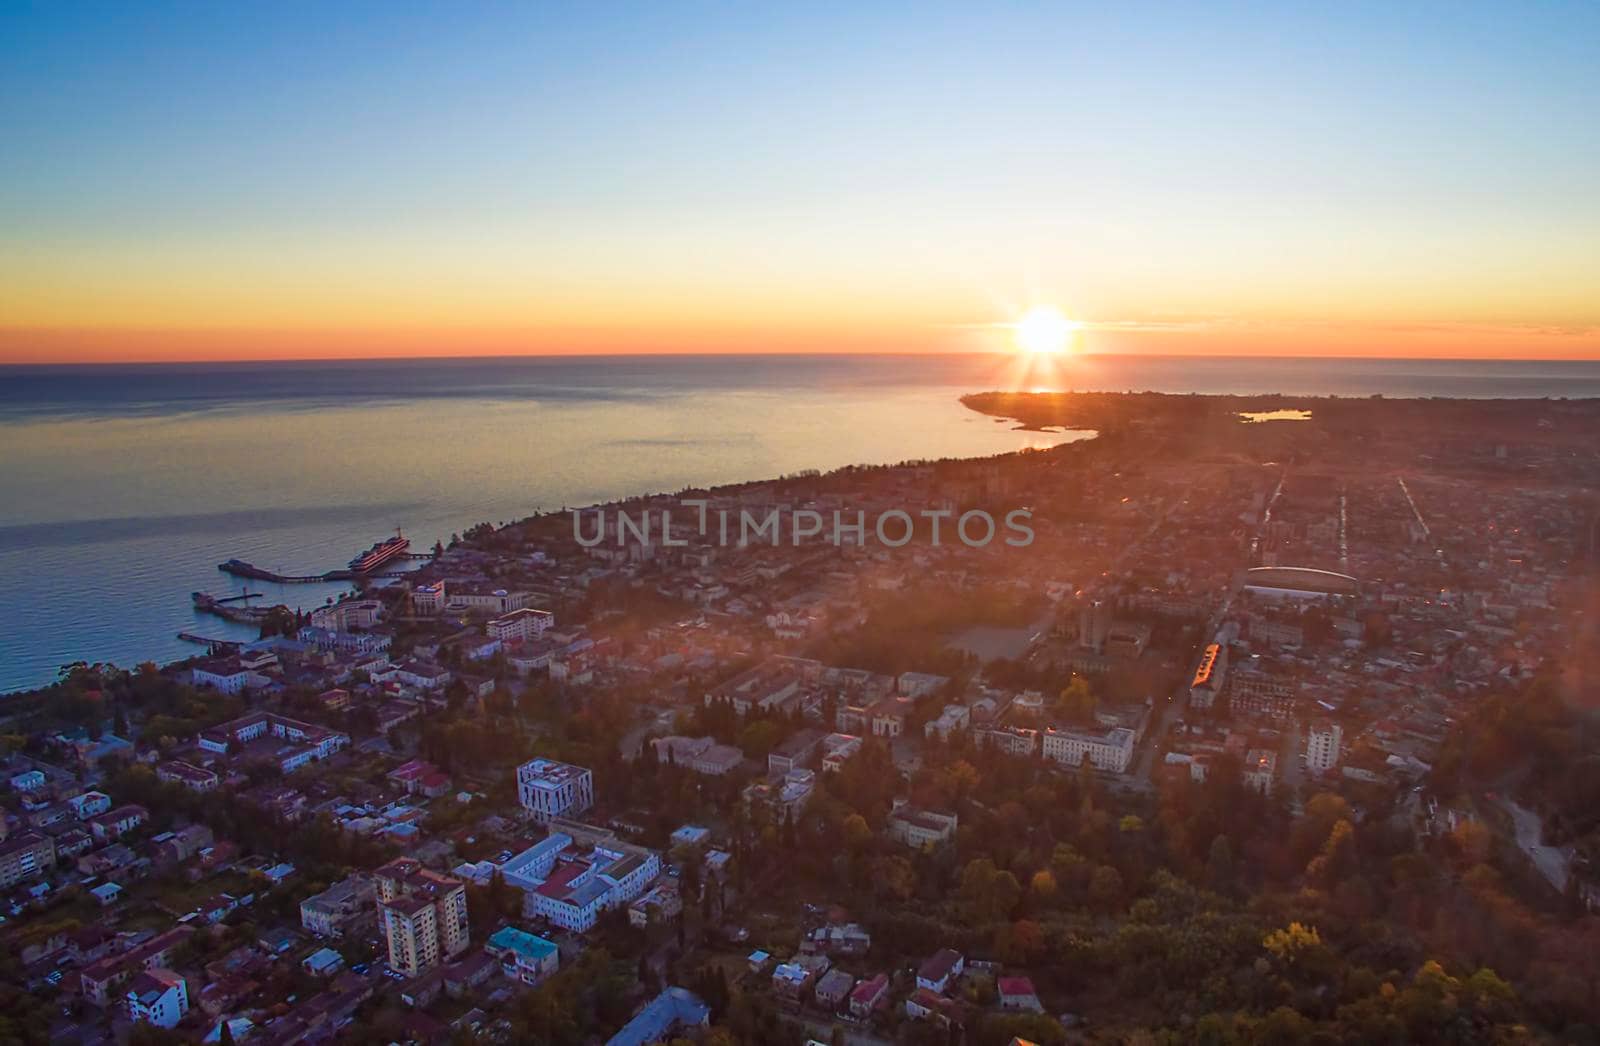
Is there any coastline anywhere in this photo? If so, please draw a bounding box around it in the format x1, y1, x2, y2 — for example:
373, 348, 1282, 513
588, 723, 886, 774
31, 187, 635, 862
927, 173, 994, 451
7, 379, 1600, 696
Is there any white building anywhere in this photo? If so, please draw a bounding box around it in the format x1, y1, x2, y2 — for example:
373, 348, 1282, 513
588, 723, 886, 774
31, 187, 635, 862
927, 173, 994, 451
126, 969, 188, 1028
310, 599, 382, 632
445, 584, 533, 616
9, 770, 45, 792
1306, 720, 1343, 773
488, 608, 556, 644
819, 733, 862, 773
1243, 749, 1277, 794
923, 704, 970, 740
510, 822, 662, 933
191, 658, 269, 695
1041, 724, 1135, 773
517, 759, 594, 824
887, 803, 958, 848
68, 790, 112, 818
411, 581, 447, 616
501, 834, 575, 892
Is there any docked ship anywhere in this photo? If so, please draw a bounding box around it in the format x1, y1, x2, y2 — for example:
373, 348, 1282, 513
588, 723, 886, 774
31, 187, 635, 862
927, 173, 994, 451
349, 531, 410, 573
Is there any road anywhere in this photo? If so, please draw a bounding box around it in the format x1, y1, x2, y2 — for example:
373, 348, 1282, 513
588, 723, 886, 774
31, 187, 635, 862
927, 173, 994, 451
796, 1015, 891, 1046
1279, 719, 1305, 796
619, 710, 677, 761
1498, 796, 1572, 891
1131, 470, 1287, 786
1132, 582, 1239, 785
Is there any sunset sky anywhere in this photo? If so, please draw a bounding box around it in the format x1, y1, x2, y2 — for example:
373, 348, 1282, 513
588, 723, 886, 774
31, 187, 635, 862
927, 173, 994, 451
2, 2, 1598, 362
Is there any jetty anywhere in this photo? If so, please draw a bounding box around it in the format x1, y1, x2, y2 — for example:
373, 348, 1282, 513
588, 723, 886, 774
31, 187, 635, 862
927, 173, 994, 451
218, 559, 420, 584
176, 632, 242, 651
192, 592, 280, 625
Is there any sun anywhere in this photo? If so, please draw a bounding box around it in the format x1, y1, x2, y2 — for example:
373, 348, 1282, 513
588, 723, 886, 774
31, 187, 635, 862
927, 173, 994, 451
1013, 305, 1079, 354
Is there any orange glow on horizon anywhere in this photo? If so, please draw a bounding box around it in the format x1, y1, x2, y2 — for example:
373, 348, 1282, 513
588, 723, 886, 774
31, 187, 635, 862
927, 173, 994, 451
2, 319, 1597, 365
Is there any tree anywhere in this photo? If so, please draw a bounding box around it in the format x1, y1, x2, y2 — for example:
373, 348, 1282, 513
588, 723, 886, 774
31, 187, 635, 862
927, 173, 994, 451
1088, 864, 1123, 911
843, 813, 872, 851
1056, 676, 1096, 724
960, 858, 1021, 923
1205, 834, 1235, 894
1029, 868, 1057, 903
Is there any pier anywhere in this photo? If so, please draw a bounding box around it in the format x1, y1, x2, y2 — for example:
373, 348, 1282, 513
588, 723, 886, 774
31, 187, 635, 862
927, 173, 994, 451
176, 632, 242, 651
218, 560, 419, 584
192, 592, 279, 625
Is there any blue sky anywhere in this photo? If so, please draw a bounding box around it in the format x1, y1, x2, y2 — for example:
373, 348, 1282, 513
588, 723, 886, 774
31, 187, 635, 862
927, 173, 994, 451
2, 2, 1597, 359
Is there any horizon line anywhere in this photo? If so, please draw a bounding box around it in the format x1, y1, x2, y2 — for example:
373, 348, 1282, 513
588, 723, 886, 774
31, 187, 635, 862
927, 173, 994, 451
5, 348, 1600, 369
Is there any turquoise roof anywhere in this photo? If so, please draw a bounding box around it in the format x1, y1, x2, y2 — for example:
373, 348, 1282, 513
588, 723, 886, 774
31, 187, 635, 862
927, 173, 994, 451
487, 926, 557, 961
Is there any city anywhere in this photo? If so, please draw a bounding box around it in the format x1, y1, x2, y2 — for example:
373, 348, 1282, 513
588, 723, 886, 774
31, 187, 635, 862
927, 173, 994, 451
2, 391, 1596, 1044
4, 3, 1600, 1045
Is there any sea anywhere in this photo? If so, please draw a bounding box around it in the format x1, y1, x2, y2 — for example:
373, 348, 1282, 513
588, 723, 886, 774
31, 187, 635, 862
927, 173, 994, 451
3, 352, 1598, 694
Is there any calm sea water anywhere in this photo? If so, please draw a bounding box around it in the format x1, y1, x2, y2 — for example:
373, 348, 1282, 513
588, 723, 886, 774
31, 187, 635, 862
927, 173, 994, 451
3, 352, 1598, 694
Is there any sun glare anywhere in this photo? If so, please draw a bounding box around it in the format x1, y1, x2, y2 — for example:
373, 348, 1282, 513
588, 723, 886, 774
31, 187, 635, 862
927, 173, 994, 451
1013, 305, 1078, 354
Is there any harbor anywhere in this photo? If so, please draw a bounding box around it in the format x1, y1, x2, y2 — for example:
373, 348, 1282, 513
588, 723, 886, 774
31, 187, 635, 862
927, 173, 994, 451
216, 530, 427, 585
191, 591, 279, 625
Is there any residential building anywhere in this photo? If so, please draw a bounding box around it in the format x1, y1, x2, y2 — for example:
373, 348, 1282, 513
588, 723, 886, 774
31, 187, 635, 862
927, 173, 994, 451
651, 736, 744, 776
975, 724, 1039, 757
153, 824, 214, 864
309, 598, 382, 632
67, 790, 112, 819
302, 947, 345, 977
9, 769, 46, 792
1188, 642, 1227, 709
486, 607, 556, 644
301, 875, 376, 938
1243, 749, 1277, 794
916, 948, 965, 994
627, 879, 683, 928
1041, 724, 1136, 773
1228, 666, 1298, 720
375, 858, 470, 977
442, 583, 533, 617
704, 662, 804, 716
528, 838, 661, 932
815, 968, 856, 1010
88, 804, 148, 843
197, 712, 350, 773
924, 704, 971, 740
849, 973, 891, 1018
388, 759, 452, 798
517, 759, 594, 824
767, 729, 823, 775
0, 832, 56, 887
803, 922, 871, 957
772, 955, 829, 998
1306, 720, 1343, 773
411, 580, 447, 615
606, 987, 711, 1046
819, 733, 862, 773
388, 659, 452, 691
157, 760, 219, 791
80, 927, 193, 1007
888, 803, 958, 849
297, 626, 391, 656
485, 926, 560, 986
500, 834, 575, 892
126, 969, 188, 1028
742, 768, 815, 821
191, 658, 268, 695
999, 975, 1043, 1011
